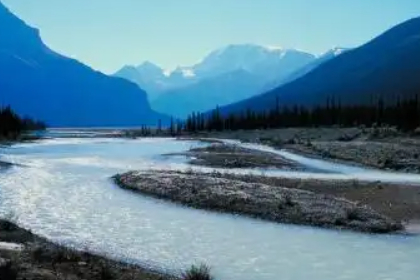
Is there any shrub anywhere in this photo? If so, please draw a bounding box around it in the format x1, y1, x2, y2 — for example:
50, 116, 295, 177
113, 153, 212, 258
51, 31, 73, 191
182, 264, 214, 280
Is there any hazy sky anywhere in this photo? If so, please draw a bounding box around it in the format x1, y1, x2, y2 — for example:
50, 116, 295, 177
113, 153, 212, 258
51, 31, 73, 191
3, 0, 420, 73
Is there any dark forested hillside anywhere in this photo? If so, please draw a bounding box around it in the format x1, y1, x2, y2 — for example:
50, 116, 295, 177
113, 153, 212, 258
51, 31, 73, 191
185, 95, 420, 133
218, 17, 420, 115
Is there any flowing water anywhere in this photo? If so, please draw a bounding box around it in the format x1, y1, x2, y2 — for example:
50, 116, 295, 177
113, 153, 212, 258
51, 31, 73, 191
0, 137, 419, 280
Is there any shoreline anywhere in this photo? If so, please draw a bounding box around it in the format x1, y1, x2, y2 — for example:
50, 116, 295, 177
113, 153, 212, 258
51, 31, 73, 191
0, 219, 177, 280
174, 127, 420, 174
48, 126, 420, 174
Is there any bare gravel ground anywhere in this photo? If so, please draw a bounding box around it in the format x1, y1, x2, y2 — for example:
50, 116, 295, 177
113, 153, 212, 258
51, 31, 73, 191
114, 170, 403, 234
208, 173, 420, 224
167, 143, 299, 169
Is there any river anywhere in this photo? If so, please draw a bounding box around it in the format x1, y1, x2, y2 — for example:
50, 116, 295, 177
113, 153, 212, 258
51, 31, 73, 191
0, 137, 419, 280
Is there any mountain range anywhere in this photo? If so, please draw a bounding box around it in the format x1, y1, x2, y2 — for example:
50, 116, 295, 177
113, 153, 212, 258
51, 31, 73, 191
0, 1, 165, 127
218, 17, 420, 116
115, 45, 329, 118
1, 0, 418, 126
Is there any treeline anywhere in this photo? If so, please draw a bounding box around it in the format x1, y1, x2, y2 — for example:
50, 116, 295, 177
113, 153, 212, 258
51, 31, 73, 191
184, 95, 420, 132
0, 106, 46, 139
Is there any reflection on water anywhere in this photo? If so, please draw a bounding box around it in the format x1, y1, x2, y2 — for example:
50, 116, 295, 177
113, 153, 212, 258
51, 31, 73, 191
0, 138, 419, 280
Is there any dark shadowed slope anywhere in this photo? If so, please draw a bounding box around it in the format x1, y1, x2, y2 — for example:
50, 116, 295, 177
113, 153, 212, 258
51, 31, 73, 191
219, 17, 420, 115
0, 2, 166, 127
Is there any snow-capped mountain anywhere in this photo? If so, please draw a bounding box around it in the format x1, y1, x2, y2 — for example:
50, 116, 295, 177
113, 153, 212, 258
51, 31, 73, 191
114, 62, 197, 101
191, 44, 315, 81
263, 47, 350, 91
116, 44, 316, 87
114, 44, 316, 112
151, 69, 268, 118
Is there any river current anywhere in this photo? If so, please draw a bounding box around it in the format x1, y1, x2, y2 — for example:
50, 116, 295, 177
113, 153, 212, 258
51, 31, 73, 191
0, 137, 419, 280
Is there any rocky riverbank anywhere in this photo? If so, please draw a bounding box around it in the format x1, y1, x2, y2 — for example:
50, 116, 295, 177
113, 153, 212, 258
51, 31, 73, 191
167, 143, 299, 169
0, 220, 175, 280
287, 140, 420, 173
178, 127, 420, 173
113, 170, 403, 234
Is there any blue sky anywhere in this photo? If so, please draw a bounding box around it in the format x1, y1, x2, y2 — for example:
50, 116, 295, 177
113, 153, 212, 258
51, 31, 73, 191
3, 0, 420, 73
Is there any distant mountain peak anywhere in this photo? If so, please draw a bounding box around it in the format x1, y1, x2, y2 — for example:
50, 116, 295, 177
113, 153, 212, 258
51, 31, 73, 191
119, 65, 137, 71
168, 66, 196, 78
115, 43, 318, 110
265, 45, 283, 51
224, 43, 267, 50
319, 47, 349, 57
212, 44, 312, 56
209, 44, 279, 57
136, 61, 162, 71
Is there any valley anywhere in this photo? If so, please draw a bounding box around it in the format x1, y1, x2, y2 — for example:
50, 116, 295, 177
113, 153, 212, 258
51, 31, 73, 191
1, 1, 420, 280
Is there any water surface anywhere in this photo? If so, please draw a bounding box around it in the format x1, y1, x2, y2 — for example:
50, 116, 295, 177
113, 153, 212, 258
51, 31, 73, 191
0, 137, 419, 280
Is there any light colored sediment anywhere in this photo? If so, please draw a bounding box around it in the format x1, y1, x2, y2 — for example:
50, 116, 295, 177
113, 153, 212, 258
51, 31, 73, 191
168, 143, 299, 169
113, 170, 403, 233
